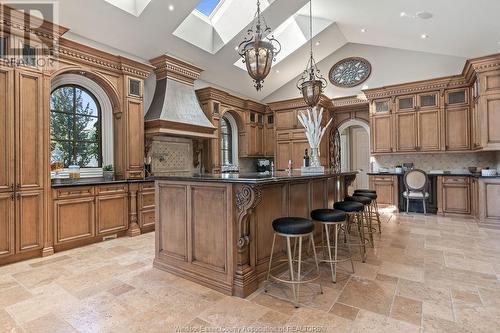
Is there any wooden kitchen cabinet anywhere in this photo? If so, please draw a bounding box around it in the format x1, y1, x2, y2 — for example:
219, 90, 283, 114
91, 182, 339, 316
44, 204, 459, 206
0, 192, 15, 258
417, 108, 441, 151
471, 177, 479, 219
478, 178, 500, 227
444, 106, 470, 151
369, 175, 398, 206
139, 182, 155, 229
16, 190, 44, 253
441, 177, 470, 214
15, 70, 44, 191
371, 114, 393, 153
96, 185, 129, 235
53, 197, 95, 244
396, 95, 416, 112
263, 114, 274, 157
395, 112, 417, 152
0, 68, 14, 194
276, 141, 291, 170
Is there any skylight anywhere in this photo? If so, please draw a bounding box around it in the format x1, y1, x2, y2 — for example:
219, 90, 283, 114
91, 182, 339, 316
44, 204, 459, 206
104, 0, 152, 17
174, 0, 274, 54
196, 0, 223, 17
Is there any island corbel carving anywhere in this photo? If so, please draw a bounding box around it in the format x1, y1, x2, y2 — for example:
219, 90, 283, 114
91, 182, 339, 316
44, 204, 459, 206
236, 184, 262, 250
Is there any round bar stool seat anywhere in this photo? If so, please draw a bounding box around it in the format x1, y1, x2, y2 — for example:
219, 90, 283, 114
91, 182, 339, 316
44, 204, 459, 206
311, 209, 346, 222
354, 189, 376, 194
311, 209, 354, 283
266, 217, 322, 308
345, 195, 372, 205
334, 201, 364, 212
273, 217, 314, 235
355, 192, 377, 200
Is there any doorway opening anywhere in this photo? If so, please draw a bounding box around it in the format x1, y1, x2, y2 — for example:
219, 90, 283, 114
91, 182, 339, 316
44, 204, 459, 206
337, 119, 370, 192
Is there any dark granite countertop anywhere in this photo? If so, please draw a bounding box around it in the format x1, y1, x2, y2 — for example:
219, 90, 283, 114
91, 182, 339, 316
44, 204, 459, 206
51, 177, 154, 188
368, 172, 500, 179
154, 170, 358, 184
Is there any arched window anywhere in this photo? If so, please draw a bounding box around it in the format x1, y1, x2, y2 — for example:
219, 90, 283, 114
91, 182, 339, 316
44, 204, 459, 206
50, 85, 102, 168
220, 116, 233, 166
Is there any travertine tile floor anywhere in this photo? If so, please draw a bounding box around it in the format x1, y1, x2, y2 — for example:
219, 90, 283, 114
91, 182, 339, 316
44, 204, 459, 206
2, 211, 500, 333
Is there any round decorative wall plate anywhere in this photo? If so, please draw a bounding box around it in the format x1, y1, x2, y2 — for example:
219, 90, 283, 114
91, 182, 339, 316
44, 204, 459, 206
329, 57, 372, 88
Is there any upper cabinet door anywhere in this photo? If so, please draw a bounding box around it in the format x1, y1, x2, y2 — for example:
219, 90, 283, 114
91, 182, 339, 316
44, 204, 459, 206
417, 92, 440, 110
371, 114, 393, 153
417, 109, 441, 151
0, 68, 14, 193
396, 95, 416, 112
395, 112, 417, 152
445, 88, 469, 107
15, 70, 44, 191
372, 99, 391, 115
445, 107, 470, 151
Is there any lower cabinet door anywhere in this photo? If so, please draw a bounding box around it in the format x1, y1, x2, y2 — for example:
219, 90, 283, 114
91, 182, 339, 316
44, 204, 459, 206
140, 210, 155, 228
443, 184, 470, 214
16, 190, 43, 253
54, 197, 95, 244
0, 192, 15, 258
96, 193, 128, 234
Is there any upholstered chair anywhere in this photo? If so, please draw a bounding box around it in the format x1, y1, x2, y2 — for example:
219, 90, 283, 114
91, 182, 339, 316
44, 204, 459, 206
403, 169, 429, 214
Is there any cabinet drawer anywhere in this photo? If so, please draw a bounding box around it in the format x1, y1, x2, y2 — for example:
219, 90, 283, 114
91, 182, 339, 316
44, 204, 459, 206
442, 176, 469, 184
97, 184, 128, 195
140, 191, 155, 209
371, 176, 394, 182
55, 186, 94, 199
140, 210, 155, 228
276, 131, 291, 141
140, 182, 155, 191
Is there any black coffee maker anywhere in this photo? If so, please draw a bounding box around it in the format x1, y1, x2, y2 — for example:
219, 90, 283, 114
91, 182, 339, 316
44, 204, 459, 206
257, 159, 272, 172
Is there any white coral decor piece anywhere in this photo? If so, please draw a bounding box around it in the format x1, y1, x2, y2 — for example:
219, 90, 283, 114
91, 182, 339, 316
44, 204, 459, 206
297, 106, 333, 149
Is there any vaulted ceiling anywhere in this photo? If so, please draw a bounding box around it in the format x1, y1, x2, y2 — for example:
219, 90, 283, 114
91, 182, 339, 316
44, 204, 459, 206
58, 0, 500, 102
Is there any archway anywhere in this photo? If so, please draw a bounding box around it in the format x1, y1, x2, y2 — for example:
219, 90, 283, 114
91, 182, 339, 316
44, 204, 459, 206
335, 118, 371, 190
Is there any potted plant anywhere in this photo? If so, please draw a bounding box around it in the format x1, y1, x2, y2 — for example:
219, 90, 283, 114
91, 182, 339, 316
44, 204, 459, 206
103, 164, 114, 180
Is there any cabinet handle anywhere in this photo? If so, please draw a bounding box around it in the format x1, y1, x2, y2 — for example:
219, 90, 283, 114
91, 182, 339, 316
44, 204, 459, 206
16, 183, 20, 189
10, 193, 14, 201
16, 193, 21, 199
10, 184, 14, 191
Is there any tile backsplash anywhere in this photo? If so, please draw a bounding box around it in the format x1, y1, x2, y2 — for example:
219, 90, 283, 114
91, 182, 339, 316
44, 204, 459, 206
373, 152, 499, 173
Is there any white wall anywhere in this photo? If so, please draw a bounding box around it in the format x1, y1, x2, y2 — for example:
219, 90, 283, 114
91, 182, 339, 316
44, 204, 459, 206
264, 43, 467, 102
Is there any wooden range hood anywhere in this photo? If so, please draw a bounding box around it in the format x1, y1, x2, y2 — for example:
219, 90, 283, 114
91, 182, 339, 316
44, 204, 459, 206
145, 55, 216, 139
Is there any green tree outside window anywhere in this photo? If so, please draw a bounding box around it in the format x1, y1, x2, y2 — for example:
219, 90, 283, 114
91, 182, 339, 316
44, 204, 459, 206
50, 85, 102, 168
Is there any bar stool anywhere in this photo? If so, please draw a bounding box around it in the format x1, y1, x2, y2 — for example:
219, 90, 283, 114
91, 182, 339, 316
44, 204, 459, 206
266, 217, 323, 308
310, 209, 354, 283
354, 189, 382, 234
346, 195, 375, 247
333, 201, 367, 262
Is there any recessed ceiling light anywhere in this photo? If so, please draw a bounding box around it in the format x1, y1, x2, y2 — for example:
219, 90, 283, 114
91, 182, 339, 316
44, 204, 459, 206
168, 4, 174, 11
360, 28, 367, 33
400, 12, 407, 17
276, 70, 280, 74
421, 34, 429, 39
315, 41, 320, 46
234, 46, 238, 51
416, 11, 433, 19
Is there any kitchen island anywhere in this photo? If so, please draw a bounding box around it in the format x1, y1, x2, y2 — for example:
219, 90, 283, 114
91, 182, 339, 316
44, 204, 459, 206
154, 171, 357, 297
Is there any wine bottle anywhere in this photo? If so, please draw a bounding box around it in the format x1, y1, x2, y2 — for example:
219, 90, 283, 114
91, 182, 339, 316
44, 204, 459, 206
304, 149, 310, 167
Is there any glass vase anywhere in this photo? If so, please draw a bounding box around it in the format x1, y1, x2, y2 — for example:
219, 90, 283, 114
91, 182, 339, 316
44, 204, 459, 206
310, 148, 321, 167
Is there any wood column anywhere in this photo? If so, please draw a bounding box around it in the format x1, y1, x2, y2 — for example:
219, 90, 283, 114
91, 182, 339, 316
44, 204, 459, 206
127, 183, 141, 237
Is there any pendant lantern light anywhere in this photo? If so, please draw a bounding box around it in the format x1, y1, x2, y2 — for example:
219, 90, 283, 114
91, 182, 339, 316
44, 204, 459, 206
238, 0, 281, 91
296, 0, 327, 107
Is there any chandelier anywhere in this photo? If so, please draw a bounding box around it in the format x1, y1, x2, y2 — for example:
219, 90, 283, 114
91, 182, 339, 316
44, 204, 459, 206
296, 0, 327, 107
238, 0, 281, 91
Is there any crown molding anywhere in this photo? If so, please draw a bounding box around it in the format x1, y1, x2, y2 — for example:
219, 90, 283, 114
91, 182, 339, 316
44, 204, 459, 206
196, 86, 267, 113
150, 54, 202, 85
332, 95, 369, 108
268, 95, 332, 111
